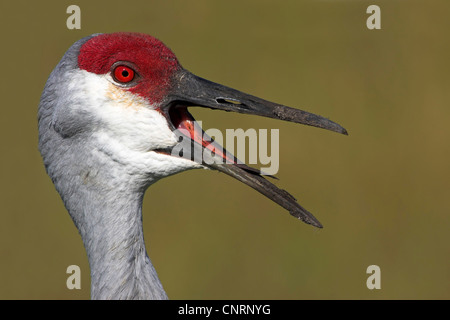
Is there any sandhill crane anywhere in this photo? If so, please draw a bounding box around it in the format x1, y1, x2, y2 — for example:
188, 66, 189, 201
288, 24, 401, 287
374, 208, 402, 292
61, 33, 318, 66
38, 32, 347, 300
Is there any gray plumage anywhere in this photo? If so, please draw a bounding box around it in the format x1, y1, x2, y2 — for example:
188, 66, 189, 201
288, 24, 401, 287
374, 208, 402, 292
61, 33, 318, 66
39, 35, 168, 299
39, 32, 346, 300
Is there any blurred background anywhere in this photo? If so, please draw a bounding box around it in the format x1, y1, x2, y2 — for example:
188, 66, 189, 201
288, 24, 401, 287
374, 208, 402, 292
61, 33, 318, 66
1, 0, 449, 299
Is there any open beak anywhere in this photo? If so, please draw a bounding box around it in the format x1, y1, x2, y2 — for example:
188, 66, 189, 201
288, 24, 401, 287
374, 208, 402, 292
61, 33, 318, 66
158, 68, 348, 228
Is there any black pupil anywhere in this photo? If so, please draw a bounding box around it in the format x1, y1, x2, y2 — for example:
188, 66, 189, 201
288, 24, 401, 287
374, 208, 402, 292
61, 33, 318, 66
122, 70, 129, 78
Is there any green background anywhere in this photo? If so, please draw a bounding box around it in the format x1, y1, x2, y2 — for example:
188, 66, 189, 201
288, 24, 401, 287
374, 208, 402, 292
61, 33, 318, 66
1, 0, 449, 299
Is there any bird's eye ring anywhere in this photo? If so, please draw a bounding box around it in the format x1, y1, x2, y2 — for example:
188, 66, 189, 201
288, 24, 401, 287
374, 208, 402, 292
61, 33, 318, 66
113, 65, 135, 83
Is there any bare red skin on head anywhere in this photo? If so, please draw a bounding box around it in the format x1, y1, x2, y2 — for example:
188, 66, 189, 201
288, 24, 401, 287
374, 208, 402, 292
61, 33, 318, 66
78, 32, 181, 105
78, 33, 235, 164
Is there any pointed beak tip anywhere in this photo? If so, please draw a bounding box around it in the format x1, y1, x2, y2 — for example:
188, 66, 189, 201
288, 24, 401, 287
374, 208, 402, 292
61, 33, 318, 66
290, 209, 323, 228
328, 124, 348, 136
308, 218, 323, 229
328, 122, 348, 136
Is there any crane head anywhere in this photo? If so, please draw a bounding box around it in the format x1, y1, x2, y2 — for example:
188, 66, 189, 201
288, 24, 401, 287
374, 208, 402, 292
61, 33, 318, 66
39, 32, 347, 228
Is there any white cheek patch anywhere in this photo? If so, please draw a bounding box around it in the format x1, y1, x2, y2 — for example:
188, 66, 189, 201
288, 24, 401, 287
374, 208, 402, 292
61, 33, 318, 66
105, 82, 146, 110
73, 70, 179, 152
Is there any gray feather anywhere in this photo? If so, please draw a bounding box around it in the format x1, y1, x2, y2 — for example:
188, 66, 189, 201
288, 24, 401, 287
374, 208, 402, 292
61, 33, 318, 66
38, 34, 168, 300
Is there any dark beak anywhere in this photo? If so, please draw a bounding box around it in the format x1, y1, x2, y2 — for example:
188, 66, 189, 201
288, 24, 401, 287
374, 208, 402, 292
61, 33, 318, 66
159, 68, 348, 228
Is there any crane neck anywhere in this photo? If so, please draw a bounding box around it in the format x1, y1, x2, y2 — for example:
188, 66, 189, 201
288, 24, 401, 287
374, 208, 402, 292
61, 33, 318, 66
63, 176, 168, 300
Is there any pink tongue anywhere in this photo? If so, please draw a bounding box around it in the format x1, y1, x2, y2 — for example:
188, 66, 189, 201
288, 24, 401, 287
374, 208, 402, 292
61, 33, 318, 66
171, 107, 236, 164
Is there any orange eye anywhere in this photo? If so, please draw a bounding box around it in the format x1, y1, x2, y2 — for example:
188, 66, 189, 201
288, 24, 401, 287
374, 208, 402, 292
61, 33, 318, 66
113, 65, 135, 83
